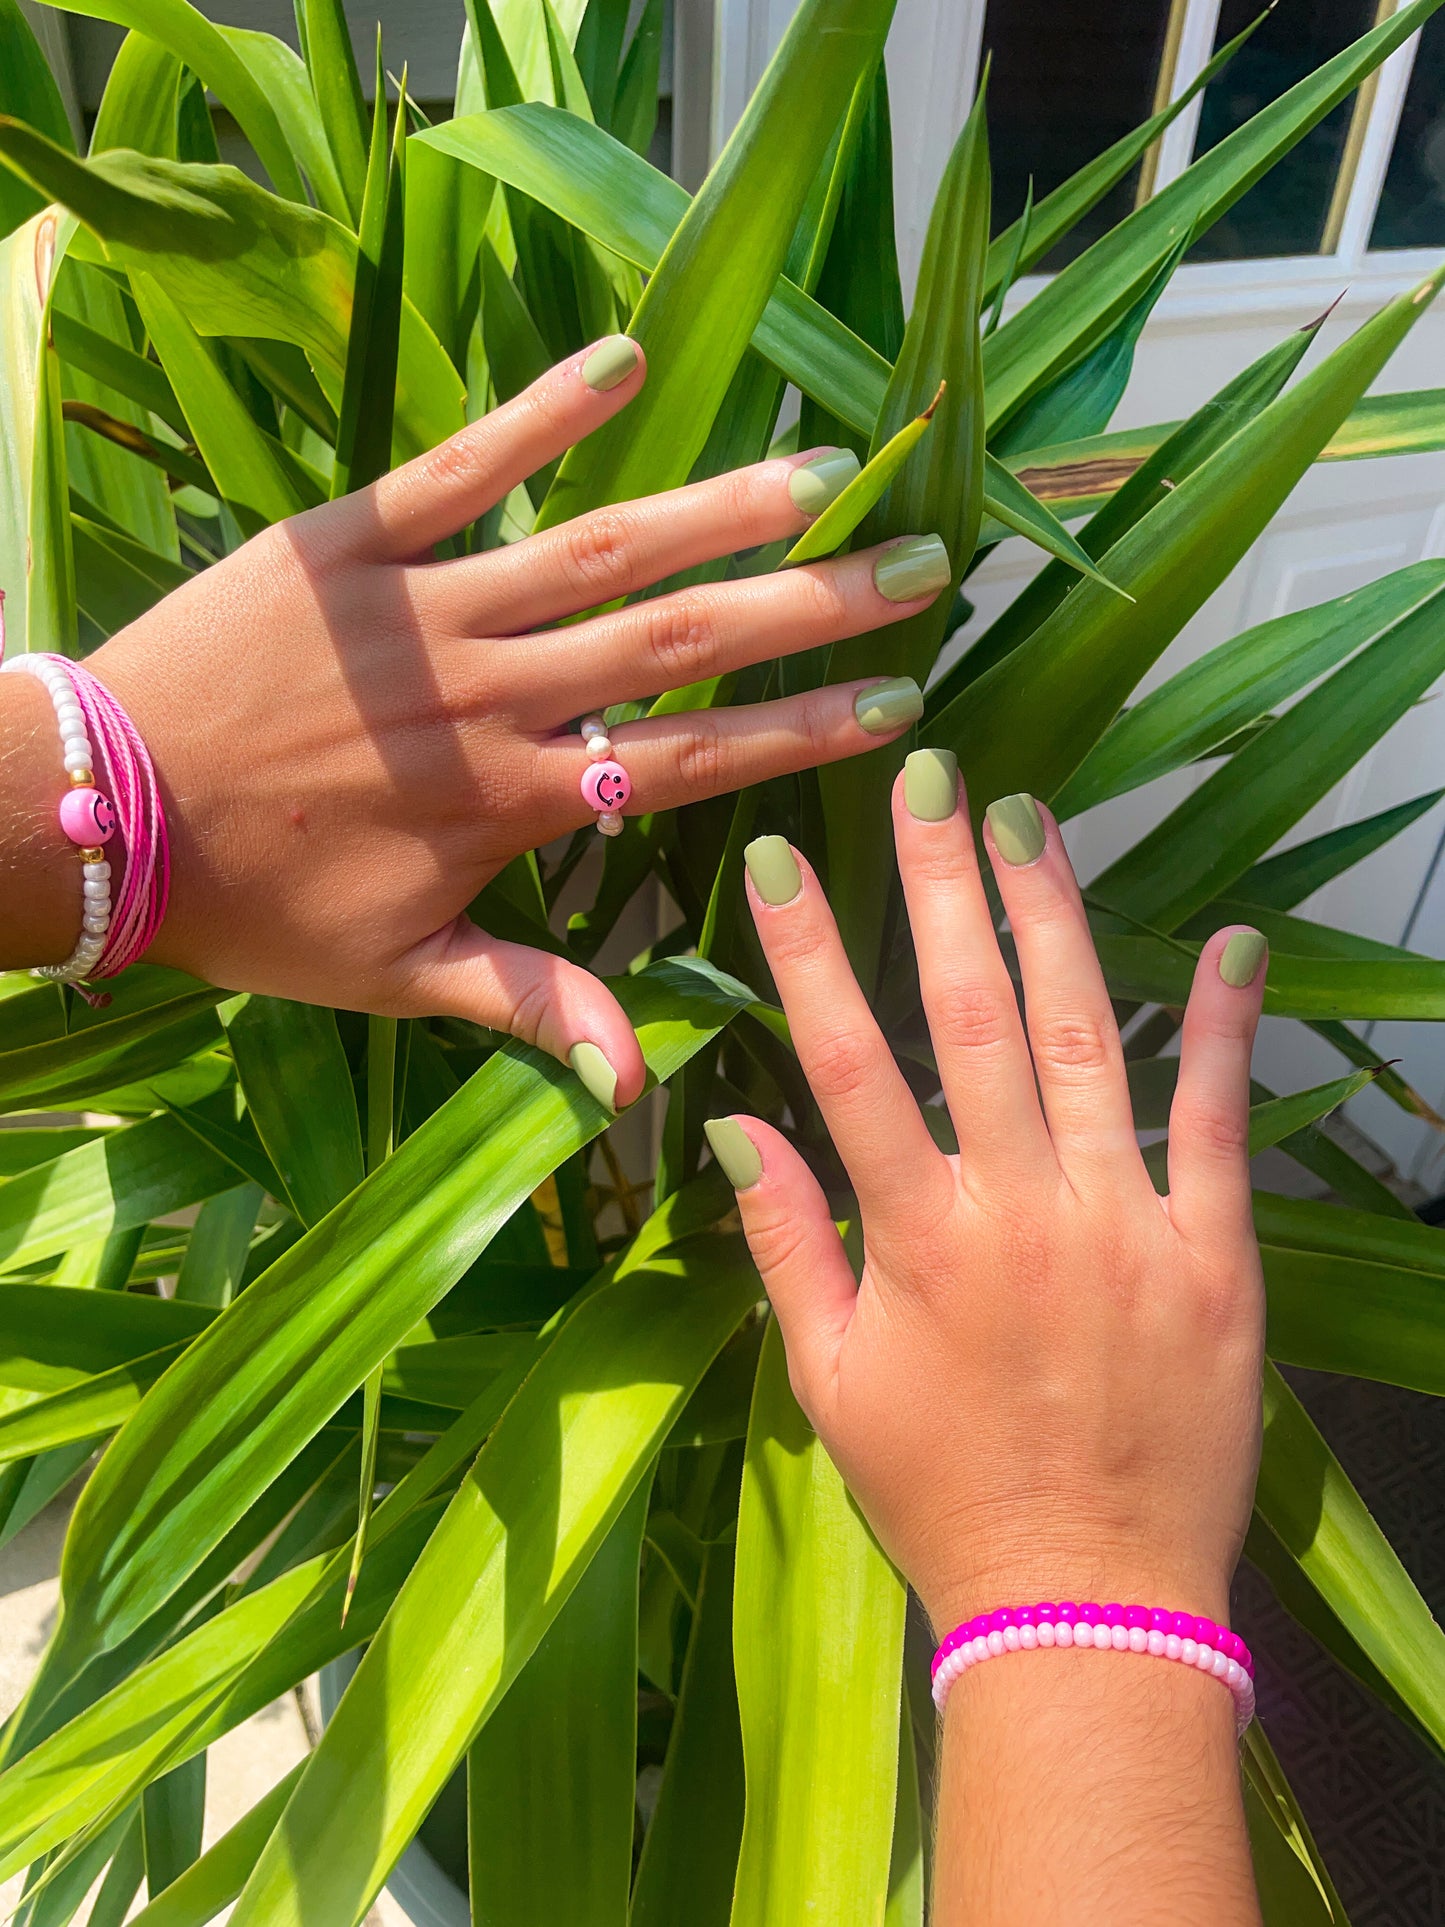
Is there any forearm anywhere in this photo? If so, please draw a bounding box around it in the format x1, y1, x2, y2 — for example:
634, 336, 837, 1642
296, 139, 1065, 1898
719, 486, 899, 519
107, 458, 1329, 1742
0, 672, 79, 969
932, 1651, 1261, 1927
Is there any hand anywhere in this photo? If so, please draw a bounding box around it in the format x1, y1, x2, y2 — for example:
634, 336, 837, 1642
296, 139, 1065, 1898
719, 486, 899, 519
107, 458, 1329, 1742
6, 338, 950, 1110
708, 755, 1267, 1634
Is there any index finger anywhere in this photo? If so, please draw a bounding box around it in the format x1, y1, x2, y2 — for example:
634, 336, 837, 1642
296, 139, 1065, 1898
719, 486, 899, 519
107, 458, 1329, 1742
341, 337, 646, 561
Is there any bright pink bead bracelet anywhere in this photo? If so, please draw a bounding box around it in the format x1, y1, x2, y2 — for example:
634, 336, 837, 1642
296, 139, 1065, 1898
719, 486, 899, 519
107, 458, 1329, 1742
931, 1603, 1256, 1738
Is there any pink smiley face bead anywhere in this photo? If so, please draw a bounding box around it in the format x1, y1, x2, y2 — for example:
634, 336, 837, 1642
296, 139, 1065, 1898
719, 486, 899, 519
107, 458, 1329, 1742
581, 760, 631, 814
59, 786, 117, 846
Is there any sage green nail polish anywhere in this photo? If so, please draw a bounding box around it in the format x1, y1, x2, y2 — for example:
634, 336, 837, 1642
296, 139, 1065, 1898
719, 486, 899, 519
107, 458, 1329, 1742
569, 1040, 618, 1112
788, 448, 861, 516
581, 335, 639, 392
705, 1117, 762, 1190
986, 792, 1045, 866
744, 834, 802, 906
905, 747, 958, 822
873, 533, 951, 603
1219, 931, 1267, 988
854, 676, 924, 736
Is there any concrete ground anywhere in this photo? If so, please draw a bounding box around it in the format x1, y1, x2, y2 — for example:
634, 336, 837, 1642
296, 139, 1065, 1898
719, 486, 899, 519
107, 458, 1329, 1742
0, 1487, 410, 1926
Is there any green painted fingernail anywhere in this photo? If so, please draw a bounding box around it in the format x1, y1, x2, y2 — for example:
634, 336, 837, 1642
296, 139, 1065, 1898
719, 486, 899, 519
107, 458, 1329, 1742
788, 447, 861, 516
873, 534, 951, 603
986, 793, 1045, 866
1220, 931, 1268, 988
744, 834, 802, 906
854, 675, 923, 736
581, 335, 639, 392
905, 747, 958, 821
705, 1117, 762, 1190
569, 1040, 618, 1111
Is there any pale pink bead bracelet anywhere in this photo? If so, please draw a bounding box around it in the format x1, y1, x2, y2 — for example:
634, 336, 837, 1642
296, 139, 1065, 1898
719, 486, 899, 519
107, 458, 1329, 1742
1, 597, 169, 1002
931, 1602, 1256, 1738
579, 714, 630, 836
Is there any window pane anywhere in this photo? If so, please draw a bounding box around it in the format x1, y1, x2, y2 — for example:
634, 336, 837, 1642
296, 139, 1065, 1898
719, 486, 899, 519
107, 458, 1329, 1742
983, 0, 1177, 270
1371, 13, 1445, 248
1189, 0, 1376, 260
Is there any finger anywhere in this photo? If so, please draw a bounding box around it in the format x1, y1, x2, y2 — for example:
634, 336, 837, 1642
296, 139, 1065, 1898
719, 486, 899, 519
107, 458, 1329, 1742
431, 446, 864, 635
741, 837, 947, 1225
982, 794, 1144, 1189
1166, 926, 1267, 1246
891, 753, 1053, 1184
703, 1115, 855, 1425
349, 337, 646, 561
392, 916, 647, 1111
490, 536, 951, 727
530, 676, 924, 833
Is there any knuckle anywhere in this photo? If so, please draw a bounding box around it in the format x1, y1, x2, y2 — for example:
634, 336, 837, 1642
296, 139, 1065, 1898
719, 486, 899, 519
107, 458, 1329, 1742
420, 421, 493, 501
930, 980, 1018, 1056
1031, 1011, 1116, 1080
790, 564, 851, 634
1174, 1098, 1249, 1163
804, 1028, 881, 1108
559, 509, 637, 598
646, 593, 722, 684
674, 712, 735, 791
502, 973, 557, 1048
746, 1206, 816, 1283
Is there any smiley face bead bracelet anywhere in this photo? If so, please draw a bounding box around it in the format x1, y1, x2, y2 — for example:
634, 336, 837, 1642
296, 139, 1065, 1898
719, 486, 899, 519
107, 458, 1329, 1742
579, 714, 631, 837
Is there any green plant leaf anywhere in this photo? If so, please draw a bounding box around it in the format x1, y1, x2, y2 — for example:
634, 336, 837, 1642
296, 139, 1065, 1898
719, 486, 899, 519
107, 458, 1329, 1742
730, 1318, 904, 1924
980, 452, 1130, 592
1242, 1722, 1351, 1925
295, 0, 368, 222
218, 997, 363, 1227
127, 1764, 304, 1927
226, 1236, 759, 1926
1098, 929, 1445, 1020
784, 382, 940, 565
0, 1288, 212, 1395
142, 1752, 205, 1897
1091, 566, 1445, 930
0, 122, 465, 461
49, 959, 752, 1673
465, 1472, 648, 1924
0, 0, 72, 238
981, 0, 1445, 431
33, 0, 305, 201
929, 269, 1445, 809
536, 0, 896, 527
1229, 789, 1445, 910
331, 44, 406, 498
1256, 1361, 1445, 1752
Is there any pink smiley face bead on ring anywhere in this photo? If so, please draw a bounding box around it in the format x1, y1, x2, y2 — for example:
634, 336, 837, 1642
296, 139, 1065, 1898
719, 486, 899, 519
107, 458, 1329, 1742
579, 717, 631, 837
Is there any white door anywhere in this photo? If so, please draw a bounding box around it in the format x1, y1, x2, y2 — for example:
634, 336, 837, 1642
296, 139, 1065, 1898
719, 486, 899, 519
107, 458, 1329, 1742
702, 0, 1445, 1198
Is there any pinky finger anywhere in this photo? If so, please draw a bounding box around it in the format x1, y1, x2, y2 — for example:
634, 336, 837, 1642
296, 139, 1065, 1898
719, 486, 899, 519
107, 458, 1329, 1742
704, 1115, 855, 1426
1166, 927, 1268, 1246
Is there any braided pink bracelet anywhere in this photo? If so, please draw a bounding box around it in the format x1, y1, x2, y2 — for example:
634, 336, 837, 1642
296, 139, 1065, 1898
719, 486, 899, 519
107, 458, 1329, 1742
931, 1603, 1256, 1738
2, 601, 169, 1003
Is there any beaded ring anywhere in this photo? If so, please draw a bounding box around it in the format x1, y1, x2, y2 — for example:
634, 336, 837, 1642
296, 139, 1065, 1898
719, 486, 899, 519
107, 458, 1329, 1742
579, 714, 631, 837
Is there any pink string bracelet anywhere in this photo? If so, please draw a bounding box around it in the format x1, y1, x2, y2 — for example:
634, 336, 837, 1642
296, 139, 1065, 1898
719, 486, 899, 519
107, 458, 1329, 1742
931, 1603, 1256, 1738
578, 714, 630, 837
1, 598, 169, 1004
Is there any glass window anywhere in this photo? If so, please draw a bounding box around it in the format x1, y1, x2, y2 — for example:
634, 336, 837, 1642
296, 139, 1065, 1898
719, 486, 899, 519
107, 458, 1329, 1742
1189, 0, 1377, 259
1371, 13, 1445, 248
982, 0, 1178, 269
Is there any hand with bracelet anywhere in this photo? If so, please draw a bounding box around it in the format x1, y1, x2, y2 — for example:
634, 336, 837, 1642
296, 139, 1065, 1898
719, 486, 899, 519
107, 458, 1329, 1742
706, 765, 1269, 1924
0, 336, 949, 1106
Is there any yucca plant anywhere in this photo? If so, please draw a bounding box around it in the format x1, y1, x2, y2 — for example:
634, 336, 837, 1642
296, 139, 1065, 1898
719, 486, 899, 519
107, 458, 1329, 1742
1, 0, 1444, 1920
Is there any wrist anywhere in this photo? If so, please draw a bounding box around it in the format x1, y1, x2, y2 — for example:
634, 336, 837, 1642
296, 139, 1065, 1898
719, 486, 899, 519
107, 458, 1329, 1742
0, 670, 83, 968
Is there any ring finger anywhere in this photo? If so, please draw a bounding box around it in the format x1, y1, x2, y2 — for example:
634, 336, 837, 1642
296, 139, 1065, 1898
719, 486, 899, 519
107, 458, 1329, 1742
492, 536, 952, 728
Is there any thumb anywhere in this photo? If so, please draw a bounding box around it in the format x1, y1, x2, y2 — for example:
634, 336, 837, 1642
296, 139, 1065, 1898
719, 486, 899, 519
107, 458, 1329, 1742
396, 915, 646, 1111
702, 1115, 855, 1425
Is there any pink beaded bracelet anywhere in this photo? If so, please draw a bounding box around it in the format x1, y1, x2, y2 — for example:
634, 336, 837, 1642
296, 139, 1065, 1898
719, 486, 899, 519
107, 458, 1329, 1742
931, 1603, 1256, 1738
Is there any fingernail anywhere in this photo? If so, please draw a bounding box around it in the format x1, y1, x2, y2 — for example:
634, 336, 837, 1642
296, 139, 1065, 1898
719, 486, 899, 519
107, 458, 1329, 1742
854, 675, 923, 736
1219, 931, 1268, 988
744, 834, 802, 906
986, 793, 1045, 866
873, 533, 951, 603
569, 1040, 618, 1112
705, 1117, 762, 1191
788, 447, 861, 516
905, 746, 958, 821
581, 335, 639, 393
